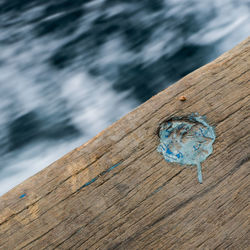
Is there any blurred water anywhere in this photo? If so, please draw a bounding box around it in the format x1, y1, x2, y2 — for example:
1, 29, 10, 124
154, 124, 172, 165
0, 0, 249, 196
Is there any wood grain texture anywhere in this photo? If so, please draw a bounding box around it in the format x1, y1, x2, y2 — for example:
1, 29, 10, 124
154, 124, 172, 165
0, 37, 249, 250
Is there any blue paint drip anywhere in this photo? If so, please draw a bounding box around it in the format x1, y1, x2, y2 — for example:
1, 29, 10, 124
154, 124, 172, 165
197, 162, 203, 183
79, 162, 122, 190
19, 193, 26, 199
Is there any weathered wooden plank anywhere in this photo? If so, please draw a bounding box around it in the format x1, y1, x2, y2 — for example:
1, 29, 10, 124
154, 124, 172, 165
0, 37, 249, 250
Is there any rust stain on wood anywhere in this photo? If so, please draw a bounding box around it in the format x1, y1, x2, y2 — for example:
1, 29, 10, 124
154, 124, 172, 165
179, 95, 187, 101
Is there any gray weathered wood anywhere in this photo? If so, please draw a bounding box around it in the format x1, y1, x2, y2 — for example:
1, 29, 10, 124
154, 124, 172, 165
0, 37, 249, 249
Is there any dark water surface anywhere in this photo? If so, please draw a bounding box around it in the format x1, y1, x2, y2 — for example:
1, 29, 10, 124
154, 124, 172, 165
0, 0, 249, 195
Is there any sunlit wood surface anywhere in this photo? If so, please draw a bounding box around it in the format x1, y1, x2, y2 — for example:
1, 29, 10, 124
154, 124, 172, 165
0, 37, 249, 250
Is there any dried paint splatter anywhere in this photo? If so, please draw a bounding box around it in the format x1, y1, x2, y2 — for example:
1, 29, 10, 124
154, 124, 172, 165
157, 114, 216, 183
19, 193, 26, 198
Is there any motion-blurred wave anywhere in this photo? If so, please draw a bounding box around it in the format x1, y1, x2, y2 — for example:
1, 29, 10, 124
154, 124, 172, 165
0, 0, 249, 195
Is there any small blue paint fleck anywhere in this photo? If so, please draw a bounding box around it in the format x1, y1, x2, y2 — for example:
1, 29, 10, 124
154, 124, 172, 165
79, 162, 122, 190
166, 147, 173, 155
79, 177, 97, 190
177, 124, 185, 130
19, 193, 26, 199
107, 162, 121, 172
154, 186, 163, 193
176, 153, 181, 159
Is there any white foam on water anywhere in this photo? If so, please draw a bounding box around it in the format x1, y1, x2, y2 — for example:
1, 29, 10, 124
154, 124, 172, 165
61, 72, 137, 137
0, 69, 136, 196
0, 139, 84, 195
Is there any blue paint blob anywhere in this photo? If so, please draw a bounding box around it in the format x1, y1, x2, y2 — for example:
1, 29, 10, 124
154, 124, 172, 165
157, 114, 216, 183
19, 193, 26, 198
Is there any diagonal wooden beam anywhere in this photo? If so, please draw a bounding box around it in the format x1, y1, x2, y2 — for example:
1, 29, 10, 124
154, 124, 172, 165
0, 37, 249, 250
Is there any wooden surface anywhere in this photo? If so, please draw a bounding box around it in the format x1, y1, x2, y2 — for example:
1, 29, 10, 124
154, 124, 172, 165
0, 37, 249, 250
